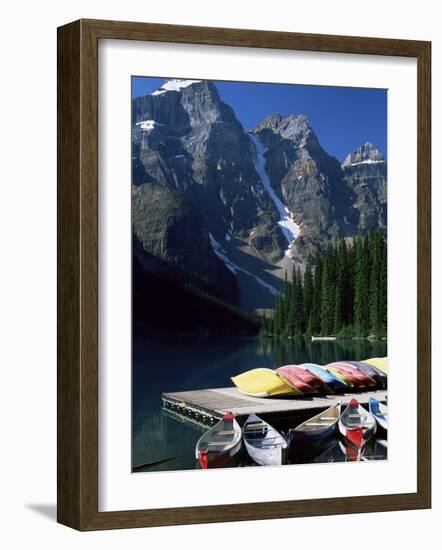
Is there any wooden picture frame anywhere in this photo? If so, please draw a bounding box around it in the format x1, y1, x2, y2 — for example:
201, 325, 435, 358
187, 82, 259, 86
57, 19, 431, 531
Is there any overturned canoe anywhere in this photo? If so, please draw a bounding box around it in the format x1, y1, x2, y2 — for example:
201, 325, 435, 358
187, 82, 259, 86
276, 365, 333, 395
243, 414, 288, 466
362, 357, 389, 375
298, 363, 348, 392
231, 368, 302, 397
345, 360, 387, 389
276, 365, 324, 394
338, 399, 377, 448
290, 402, 341, 444
369, 397, 388, 431
326, 362, 377, 390
195, 412, 242, 469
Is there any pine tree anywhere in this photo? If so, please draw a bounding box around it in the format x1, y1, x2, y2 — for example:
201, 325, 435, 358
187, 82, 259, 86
362, 234, 371, 334
282, 271, 292, 336
297, 267, 305, 335
333, 240, 347, 333
267, 232, 387, 340
303, 258, 314, 335
368, 231, 381, 336
290, 268, 300, 336
311, 255, 323, 334
353, 235, 365, 336
333, 283, 342, 334
272, 294, 281, 336
379, 237, 387, 337
320, 244, 335, 335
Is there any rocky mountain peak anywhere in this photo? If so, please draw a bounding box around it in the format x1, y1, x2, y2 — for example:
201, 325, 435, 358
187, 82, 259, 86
253, 113, 311, 139
342, 142, 385, 167
132, 78, 241, 134
152, 79, 220, 106
252, 113, 284, 132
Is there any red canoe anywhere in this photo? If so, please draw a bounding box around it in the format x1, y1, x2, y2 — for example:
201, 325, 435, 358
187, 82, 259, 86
276, 365, 331, 395
326, 362, 377, 390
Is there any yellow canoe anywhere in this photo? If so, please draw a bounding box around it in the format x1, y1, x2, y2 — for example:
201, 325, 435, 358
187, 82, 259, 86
231, 368, 302, 397
362, 357, 389, 375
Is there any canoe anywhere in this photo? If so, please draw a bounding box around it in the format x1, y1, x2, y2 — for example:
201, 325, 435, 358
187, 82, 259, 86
362, 357, 388, 375
345, 360, 387, 389
340, 437, 388, 462
243, 414, 288, 466
326, 362, 377, 390
368, 397, 388, 431
278, 365, 333, 394
298, 363, 348, 392
338, 399, 377, 448
290, 402, 341, 444
276, 365, 325, 394
231, 368, 302, 397
195, 412, 242, 469
338, 439, 363, 461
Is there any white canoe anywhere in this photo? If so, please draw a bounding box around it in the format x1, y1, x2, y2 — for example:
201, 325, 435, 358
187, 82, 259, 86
243, 414, 288, 466
338, 399, 377, 448
291, 402, 341, 441
195, 412, 242, 469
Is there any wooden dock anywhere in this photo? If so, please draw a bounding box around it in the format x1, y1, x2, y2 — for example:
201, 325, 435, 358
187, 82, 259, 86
162, 387, 388, 427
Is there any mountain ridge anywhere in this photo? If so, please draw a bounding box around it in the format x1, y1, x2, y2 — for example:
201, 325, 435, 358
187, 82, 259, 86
132, 79, 387, 313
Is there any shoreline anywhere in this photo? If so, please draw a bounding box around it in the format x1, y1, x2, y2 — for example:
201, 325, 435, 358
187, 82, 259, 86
260, 333, 388, 342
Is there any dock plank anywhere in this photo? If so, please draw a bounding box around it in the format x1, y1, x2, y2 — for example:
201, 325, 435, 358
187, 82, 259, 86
162, 387, 387, 419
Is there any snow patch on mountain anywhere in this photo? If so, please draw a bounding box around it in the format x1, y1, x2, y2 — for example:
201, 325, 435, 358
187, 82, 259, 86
342, 143, 385, 167
208, 233, 235, 273
209, 233, 278, 296
136, 119, 157, 131
249, 133, 300, 254
345, 159, 386, 167
152, 79, 202, 96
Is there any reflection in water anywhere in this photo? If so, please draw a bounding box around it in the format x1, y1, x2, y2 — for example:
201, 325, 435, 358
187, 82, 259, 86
132, 335, 387, 472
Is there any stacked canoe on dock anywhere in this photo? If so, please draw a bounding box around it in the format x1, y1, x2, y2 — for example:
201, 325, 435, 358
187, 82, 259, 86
231, 358, 388, 398
193, 357, 388, 468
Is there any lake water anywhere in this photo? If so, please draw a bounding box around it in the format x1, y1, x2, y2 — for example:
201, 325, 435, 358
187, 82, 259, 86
133, 335, 388, 472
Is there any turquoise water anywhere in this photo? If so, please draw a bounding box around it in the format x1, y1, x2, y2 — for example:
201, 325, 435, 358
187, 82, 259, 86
132, 335, 387, 472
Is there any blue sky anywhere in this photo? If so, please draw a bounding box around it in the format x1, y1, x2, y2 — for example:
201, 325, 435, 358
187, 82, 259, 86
132, 77, 387, 163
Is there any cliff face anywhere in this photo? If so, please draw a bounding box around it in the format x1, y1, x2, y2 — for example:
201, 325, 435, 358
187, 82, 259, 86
342, 143, 387, 233
251, 114, 360, 259
132, 79, 387, 312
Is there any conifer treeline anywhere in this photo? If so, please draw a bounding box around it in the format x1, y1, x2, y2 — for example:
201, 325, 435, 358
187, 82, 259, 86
262, 232, 387, 339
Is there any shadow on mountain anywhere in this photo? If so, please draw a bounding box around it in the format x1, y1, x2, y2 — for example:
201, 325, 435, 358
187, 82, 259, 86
225, 242, 284, 310
133, 253, 260, 337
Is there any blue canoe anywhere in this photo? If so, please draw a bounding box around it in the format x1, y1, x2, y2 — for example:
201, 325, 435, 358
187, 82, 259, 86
298, 363, 348, 392
368, 397, 388, 431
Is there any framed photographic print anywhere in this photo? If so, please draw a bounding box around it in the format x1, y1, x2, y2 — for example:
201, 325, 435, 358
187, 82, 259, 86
57, 19, 431, 530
